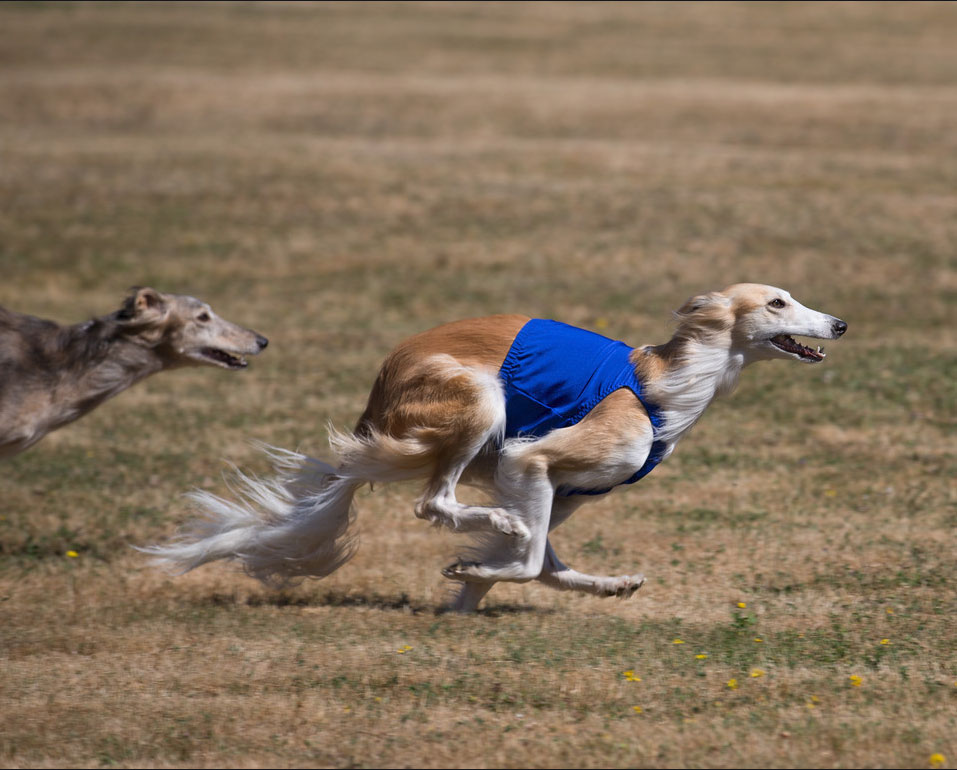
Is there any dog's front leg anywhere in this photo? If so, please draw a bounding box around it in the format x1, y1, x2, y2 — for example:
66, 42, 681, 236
442, 386, 653, 608
541, 495, 644, 596
537, 539, 645, 599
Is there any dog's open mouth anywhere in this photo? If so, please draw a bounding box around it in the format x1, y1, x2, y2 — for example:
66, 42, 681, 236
769, 334, 825, 362
199, 347, 248, 369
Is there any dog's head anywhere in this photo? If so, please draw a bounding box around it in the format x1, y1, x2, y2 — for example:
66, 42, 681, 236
675, 283, 846, 364
116, 287, 268, 370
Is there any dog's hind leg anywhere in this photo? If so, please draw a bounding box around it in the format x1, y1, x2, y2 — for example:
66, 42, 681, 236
442, 494, 641, 611
537, 539, 645, 598
442, 390, 655, 607
357, 352, 526, 538
442, 494, 580, 611
444, 581, 495, 613
442, 442, 555, 585
414, 456, 529, 540
401, 361, 529, 539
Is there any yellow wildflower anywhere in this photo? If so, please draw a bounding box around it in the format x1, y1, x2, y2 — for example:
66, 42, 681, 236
929, 753, 945, 769
753, 637, 763, 643
736, 602, 747, 609
695, 654, 708, 660
672, 638, 685, 645
727, 678, 738, 690
622, 670, 641, 682
750, 668, 765, 678
880, 638, 891, 645
396, 645, 413, 654
632, 706, 643, 713
849, 675, 863, 687
66, 550, 79, 558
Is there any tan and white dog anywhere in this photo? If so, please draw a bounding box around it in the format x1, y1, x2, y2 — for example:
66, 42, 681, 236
0, 288, 268, 458
143, 283, 845, 612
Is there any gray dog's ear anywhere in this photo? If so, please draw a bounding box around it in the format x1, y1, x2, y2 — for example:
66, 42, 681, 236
133, 287, 166, 315
118, 287, 169, 324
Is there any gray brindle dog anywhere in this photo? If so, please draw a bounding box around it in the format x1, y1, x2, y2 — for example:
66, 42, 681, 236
0, 288, 267, 458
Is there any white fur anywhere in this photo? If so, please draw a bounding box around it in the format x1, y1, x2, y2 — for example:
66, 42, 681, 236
142, 449, 360, 586
650, 339, 746, 448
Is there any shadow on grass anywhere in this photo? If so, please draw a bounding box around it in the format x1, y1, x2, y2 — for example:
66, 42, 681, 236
191, 589, 545, 616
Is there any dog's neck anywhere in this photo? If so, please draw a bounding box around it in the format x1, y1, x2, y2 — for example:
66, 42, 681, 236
47, 319, 168, 428
635, 330, 747, 448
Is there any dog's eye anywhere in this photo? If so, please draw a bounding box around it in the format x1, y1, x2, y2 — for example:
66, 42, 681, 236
197, 312, 211, 322
768, 298, 786, 309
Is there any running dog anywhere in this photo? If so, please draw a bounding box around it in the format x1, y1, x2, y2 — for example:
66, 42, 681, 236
143, 283, 845, 612
0, 288, 268, 458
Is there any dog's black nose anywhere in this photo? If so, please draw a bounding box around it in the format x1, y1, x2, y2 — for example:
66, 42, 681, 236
832, 319, 847, 337
256, 335, 269, 350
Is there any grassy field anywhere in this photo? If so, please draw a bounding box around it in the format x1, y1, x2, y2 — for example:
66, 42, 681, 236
1, 2, 955, 767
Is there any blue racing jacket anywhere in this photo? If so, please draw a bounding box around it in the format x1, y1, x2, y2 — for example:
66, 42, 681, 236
498, 319, 666, 496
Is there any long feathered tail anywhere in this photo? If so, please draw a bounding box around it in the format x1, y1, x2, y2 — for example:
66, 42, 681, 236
140, 429, 435, 587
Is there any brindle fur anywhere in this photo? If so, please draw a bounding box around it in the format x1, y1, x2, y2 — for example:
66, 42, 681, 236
0, 288, 267, 458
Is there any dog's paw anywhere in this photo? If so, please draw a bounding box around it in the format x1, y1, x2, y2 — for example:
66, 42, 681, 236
442, 560, 484, 582
413, 503, 442, 527
603, 574, 645, 599
488, 510, 530, 540
414, 504, 460, 532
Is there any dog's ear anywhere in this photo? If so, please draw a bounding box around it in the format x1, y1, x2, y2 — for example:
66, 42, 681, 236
118, 287, 169, 324
674, 291, 733, 333
133, 287, 166, 315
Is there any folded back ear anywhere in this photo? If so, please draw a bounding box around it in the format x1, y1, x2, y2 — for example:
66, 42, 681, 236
674, 291, 733, 333
117, 287, 169, 325
134, 287, 166, 315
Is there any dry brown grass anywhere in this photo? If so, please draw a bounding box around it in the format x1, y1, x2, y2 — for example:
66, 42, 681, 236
1, 2, 955, 767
